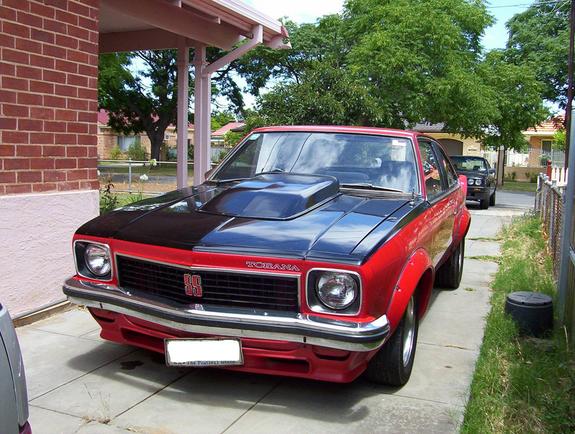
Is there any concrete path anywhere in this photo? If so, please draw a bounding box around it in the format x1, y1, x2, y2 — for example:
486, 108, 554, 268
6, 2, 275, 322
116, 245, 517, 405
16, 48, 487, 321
17, 194, 530, 434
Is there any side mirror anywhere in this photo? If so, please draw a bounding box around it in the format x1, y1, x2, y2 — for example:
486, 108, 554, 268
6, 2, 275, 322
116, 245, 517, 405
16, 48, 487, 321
458, 174, 468, 197
488, 168, 495, 175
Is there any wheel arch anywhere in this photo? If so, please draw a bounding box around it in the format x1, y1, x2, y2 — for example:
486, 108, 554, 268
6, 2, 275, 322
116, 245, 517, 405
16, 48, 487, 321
455, 207, 471, 246
386, 249, 434, 331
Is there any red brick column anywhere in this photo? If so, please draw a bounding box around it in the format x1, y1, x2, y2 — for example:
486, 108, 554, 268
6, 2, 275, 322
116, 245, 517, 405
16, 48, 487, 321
0, 0, 99, 195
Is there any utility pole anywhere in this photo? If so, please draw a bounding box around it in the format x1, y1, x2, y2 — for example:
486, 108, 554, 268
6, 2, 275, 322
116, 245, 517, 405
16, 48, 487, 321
566, 0, 575, 168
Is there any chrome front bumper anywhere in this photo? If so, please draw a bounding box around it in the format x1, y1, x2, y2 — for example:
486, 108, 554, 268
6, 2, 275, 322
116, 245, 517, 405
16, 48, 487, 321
63, 278, 390, 352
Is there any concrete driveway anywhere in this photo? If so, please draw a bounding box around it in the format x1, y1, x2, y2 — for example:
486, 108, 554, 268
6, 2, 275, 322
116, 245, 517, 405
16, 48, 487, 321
17, 192, 530, 434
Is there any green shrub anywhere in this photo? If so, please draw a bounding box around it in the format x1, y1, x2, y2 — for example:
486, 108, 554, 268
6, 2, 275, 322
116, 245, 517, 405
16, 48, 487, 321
504, 171, 517, 182
110, 146, 124, 160
524, 171, 538, 183
126, 142, 148, 161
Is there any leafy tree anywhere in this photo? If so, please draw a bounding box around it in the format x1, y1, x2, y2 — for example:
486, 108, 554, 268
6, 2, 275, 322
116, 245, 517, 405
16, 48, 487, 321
256, 63, 383, 126
238, 1, 502, 137
99, 51, 178, 161
236, 17, 349, 93
98, 50, 243, 160
479, 50, 548, 152
506, 0, 570, 111
554, 129, 567, 151
344, 0, 497, 135
211, 111, 236, 131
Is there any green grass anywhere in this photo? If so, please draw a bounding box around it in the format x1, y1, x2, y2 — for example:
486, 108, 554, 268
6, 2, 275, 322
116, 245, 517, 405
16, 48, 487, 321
500, 181, 537, 193
462, 215, 575, 434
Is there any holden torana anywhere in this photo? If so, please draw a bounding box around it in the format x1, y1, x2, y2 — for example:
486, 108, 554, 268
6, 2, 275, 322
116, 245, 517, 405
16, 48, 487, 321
64, 126, 470, 386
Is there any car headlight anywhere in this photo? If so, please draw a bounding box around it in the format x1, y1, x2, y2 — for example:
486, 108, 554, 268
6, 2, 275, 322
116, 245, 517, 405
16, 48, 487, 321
74, 241, 112, 280
316, 272, 358, 310
467, 178, 474, 186
84, 244, 111, 276
474, 178, 482, 186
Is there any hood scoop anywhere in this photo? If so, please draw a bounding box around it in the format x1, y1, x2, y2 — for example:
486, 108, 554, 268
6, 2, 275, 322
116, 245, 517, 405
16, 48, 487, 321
200, 173, 339, 220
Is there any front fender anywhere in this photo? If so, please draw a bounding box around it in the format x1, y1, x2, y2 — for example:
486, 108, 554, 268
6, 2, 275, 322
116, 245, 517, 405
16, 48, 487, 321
386, 248, 433, 331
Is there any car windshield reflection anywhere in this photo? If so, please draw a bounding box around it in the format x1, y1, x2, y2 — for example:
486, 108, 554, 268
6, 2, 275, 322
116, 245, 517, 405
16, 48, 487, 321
212, 132, 419, 194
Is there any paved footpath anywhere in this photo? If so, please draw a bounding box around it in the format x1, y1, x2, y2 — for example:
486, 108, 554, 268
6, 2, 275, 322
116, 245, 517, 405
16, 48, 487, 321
17, 193, 530, 434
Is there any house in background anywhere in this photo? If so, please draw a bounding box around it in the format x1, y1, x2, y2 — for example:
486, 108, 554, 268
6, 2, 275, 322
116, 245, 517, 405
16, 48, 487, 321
97, 110, 194, 159
524, 117, 563, 167
211, 121, 246, 146
210, 121, 245, 161
412, 123, 483, 156
414, 117, 564, 169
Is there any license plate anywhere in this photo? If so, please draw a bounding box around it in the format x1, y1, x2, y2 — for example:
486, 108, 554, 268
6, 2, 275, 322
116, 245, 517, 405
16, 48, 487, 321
164, 338, 243, 367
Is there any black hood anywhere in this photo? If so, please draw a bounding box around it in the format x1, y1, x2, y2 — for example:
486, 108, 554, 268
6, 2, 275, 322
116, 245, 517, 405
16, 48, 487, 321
78, 175, 423, 263
200, 173, 339, 219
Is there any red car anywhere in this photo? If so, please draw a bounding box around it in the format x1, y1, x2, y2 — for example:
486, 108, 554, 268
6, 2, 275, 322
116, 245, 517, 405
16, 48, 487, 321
64, 126, 470, 386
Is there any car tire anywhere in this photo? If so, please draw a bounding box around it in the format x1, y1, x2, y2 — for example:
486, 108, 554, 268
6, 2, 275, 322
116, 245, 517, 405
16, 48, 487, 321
479, 194, 489, 209
435, 238, 465, 289
489, 190, 496, 206
365, 296, 418, 387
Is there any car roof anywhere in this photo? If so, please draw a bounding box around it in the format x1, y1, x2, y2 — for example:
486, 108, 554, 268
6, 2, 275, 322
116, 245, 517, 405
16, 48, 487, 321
252, 125, 418, 139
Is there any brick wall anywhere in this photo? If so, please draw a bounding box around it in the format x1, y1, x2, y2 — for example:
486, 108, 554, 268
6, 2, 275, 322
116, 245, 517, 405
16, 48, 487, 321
0, 0, 99, 196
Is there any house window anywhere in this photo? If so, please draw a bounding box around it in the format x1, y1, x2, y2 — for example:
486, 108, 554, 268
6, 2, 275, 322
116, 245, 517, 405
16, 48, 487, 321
118, 136, 137, 152
542, 140, 553, 153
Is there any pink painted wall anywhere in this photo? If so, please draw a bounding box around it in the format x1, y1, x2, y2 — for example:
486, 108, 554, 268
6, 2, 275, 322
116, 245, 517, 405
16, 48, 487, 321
0, 190, 99, 317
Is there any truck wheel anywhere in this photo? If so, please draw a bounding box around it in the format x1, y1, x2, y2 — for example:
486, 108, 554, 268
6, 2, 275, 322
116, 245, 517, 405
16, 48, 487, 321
435, 238, 465, 289
489, 190, 496, 206
365, 296, 418, 387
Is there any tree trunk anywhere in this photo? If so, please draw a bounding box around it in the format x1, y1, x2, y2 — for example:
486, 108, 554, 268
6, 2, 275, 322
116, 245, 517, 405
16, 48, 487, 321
144, 128, 166, 161
149, 133, 163, 161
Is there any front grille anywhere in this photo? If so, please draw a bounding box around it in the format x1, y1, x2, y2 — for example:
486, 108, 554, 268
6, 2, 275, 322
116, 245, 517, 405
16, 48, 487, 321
116, 255, 299, 312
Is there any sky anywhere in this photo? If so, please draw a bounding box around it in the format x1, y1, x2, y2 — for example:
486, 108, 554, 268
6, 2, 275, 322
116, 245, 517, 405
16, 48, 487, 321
244, 0, 532, 51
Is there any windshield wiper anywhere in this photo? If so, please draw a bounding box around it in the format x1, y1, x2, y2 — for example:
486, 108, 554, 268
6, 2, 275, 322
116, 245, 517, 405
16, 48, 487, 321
212, 178, 248, 184
340, 183, 404, 193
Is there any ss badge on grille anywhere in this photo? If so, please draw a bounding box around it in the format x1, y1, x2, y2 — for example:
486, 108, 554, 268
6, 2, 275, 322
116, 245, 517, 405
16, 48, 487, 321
183, 274, 203, 297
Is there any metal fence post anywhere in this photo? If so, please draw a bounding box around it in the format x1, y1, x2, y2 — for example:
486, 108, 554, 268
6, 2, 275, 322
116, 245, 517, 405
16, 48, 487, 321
128, 158, 132, 193
550, 185, 556, 254
558, 107, 575, 323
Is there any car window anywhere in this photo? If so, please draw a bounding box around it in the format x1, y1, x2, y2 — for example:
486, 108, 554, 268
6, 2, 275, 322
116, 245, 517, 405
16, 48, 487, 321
451, 156, 488, 172
433, 143, 458, 188
214, 132, 419, 193
418, 140, 445, 199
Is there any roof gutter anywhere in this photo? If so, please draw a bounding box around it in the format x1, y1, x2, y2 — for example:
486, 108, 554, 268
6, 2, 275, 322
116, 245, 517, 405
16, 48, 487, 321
204, 24, 264, 76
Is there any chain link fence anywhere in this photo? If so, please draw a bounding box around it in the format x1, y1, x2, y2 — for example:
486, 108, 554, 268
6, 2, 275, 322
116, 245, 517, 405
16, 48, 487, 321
535, 173, 575, 347
535, 174, 565, 278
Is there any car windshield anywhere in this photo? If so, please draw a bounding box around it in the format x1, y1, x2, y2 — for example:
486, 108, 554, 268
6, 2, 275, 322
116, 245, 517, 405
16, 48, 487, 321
450, 156, 488, 172
212, 132, 419, 193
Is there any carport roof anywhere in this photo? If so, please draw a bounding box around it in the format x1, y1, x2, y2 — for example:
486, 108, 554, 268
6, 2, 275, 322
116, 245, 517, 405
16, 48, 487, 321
99, 0, 289, 53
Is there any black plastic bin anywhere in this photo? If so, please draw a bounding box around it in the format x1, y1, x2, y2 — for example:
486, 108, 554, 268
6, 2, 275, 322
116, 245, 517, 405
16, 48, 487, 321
505, 291, 553, 337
